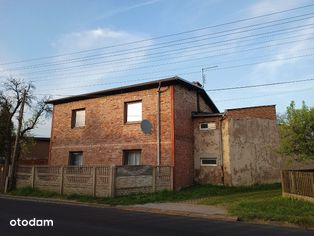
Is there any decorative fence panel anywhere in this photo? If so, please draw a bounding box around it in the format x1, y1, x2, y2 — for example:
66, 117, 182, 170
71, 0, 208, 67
35, 166, 61, 193
15, 165, 173, 197
281, 169, 314, 203
115, 166, 153, 196
16, 166, 33, 188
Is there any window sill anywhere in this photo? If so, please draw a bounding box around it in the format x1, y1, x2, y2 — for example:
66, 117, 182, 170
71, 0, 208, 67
71, 126, 85, 129
124, 121, 141, 125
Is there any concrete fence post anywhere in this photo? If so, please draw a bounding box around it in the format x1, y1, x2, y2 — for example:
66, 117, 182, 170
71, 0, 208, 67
170, 166, 174, 190
152, 166, 156, 192
109, 166, 116, 197
92, 166, 96, 197
60, 166, 64, 195
31, 166, 35, 188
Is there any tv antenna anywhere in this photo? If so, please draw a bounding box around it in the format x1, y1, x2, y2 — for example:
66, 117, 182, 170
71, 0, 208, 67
201, 65, 218, 88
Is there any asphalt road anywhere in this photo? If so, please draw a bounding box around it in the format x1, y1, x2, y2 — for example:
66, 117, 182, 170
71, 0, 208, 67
0, 197, 313, 236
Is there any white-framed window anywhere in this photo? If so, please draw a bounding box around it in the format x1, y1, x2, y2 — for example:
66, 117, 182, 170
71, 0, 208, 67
125, 101, 142, 122
201, 158, 217, 166
199, 122, 216, 130
123, 150, 141, 165
69, 152, 83, 166
72, 109, 85, 128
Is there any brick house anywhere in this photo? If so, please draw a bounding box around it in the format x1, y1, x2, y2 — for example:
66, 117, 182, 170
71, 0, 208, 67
19, 137, 50, 165
48, 76, 281, 189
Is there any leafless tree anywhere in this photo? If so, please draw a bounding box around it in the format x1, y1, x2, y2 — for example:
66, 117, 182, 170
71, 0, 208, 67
0, 76, 51, 191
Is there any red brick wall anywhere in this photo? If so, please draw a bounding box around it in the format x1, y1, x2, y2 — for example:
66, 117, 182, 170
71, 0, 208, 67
226, 105, 276, 120
20, 139, 49, 165
50, 87, 173, 167
173, 86, 213, 189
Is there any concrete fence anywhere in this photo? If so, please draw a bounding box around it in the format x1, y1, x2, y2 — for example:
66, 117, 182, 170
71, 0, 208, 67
281, 169, 314, 203
16, 165, 173, 197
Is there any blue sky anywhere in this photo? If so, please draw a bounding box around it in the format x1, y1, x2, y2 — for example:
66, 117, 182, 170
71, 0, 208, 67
0, 0, 313, 137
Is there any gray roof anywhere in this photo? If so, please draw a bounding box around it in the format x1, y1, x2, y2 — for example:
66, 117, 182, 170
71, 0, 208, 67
47, 76, 219, 113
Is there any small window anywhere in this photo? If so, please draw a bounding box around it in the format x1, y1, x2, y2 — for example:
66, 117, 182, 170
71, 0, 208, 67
199, 122, 216, 130
201, 158, 217, 166
125, 101, 142, 122
72, 109, 85, 128
69, 152, 83, 166
123, 150, 141, 165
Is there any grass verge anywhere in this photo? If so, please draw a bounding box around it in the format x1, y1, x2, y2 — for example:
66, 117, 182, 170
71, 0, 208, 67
9, 183, 280, 205
199, 189, 314, 227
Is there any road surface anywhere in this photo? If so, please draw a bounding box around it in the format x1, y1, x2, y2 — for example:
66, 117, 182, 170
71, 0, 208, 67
0, 197, 312, 236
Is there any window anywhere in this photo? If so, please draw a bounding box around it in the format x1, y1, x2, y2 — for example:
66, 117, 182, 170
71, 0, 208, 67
201, 158, 217, 166
199, 122, 216, 130
125, 101, 142, 122
123, 150, 141, 165
69, 152, 83, 166
72, 109, 85, 128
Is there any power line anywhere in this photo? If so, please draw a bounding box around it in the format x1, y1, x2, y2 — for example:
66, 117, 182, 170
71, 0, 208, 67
1, 3, 314, 66
32, 53, 314, 93
33, 77, 314, 99
215, 85, 314, 102
207, 78, 314, 91
3, 12, 314, 72
28, 44, 314, 87
12, 24, 313, 83
20, 38, 314, 80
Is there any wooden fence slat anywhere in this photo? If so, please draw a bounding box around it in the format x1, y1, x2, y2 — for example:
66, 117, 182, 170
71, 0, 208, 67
281, 169, 314, 203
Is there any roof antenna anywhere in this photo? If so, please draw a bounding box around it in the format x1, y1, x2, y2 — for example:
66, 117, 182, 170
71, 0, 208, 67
201, 65, 218, 88
201, 68, 206, 88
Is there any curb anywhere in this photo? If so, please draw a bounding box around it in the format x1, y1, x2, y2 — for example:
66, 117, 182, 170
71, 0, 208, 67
119, 205, 238, 222
0, 194, 111, 209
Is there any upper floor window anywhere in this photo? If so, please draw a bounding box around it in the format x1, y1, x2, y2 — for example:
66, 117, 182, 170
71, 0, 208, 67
125, 101, 142, 123
69, 151, 83, 166
72, 109, 85, 128
199, 122, 216, 130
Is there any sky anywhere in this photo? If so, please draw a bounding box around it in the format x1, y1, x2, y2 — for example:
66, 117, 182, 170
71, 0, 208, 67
0, 0, 314, 137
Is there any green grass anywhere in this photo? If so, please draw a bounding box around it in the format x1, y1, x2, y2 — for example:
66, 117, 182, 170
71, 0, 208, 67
8, 183, 314, 227
9, 183, 281, 205
199, 189, 314, 227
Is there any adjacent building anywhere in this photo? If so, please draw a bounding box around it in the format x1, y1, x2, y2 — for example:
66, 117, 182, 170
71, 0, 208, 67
47, 76, 281, 189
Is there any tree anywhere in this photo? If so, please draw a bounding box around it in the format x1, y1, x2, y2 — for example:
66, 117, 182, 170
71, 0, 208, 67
0, 77, 51, 190
0, 108, 13, 163
278, 101, 314, 161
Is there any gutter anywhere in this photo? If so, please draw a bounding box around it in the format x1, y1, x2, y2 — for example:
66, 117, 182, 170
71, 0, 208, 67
157, 82, 161, 167
219, 112, 226, 185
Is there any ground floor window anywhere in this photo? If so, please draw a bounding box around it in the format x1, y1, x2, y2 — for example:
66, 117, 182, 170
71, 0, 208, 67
123, 150, 141, 165
201, 157, 217, 166
69, 152, 83, 166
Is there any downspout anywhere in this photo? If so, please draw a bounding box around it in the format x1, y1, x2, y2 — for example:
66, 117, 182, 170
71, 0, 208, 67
220, 113, 225, 185
157, 82, 161, 167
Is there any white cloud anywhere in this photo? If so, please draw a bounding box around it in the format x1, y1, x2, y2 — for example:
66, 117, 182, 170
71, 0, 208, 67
37, 27, 153, 96
247, 0, 307, 16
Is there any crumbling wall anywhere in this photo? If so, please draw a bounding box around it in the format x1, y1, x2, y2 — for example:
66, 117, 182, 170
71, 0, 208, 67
226, 118, 281, 185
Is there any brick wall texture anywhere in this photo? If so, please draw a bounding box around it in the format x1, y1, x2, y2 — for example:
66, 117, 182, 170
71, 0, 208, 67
49, 84, 213, 190
226, 105, 276, 120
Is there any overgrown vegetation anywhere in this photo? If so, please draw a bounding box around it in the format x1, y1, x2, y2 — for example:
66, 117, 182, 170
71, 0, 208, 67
278, 101, 314, 161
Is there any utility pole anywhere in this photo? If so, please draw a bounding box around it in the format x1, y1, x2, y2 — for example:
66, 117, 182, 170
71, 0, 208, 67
7, 89, 27, 191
